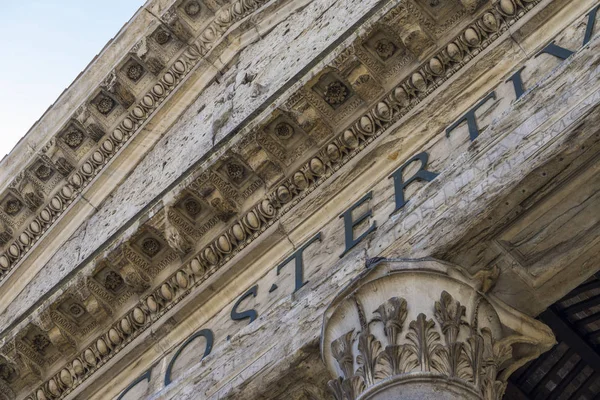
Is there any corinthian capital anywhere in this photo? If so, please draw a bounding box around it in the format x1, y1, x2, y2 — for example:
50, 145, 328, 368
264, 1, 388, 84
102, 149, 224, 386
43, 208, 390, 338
321, 258, 555, 400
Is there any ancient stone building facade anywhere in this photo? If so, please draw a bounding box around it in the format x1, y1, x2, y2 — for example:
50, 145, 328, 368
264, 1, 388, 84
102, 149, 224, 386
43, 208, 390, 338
0, 0, 599, 399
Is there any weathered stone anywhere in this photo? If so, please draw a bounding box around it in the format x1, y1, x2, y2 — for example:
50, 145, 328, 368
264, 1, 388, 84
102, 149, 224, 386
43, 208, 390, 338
1, 0, 599, 399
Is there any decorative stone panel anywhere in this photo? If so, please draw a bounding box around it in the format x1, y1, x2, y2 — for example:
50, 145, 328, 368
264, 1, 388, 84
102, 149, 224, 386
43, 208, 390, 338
0, 0, 272, 283
1, 0, 555, 397
321, 259, 555, 400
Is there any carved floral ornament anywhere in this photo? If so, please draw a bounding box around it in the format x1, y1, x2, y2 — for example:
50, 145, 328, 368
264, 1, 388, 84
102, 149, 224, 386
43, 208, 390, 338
0, 0, 272, 280
2, 0, 553, 398
0, 0, 539, 288
126, 63, 144, 82
7, 0, 595, 395
95, 95, 115, 115
321, 259, 555, 400
184, 1, 202, 17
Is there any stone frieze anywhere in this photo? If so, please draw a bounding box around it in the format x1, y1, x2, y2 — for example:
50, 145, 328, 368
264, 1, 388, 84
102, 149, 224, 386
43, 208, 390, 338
0, 0, 270, 283
1, 1, 552, 399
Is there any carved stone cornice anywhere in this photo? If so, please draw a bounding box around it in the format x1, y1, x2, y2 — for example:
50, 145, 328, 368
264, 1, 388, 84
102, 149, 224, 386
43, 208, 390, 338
4, 0, 548, 399
0, 0, 270, 284
321, 259, 555, 400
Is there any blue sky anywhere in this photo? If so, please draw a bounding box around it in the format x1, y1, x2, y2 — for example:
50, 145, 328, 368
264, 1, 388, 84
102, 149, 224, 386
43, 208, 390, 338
0, 0, 143, 158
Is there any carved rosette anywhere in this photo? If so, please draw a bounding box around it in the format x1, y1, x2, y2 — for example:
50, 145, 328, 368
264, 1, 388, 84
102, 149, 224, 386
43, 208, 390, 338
321, 259, 555, 400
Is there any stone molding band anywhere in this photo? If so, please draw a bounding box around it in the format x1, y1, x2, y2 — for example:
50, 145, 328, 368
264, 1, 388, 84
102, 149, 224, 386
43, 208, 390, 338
0, 0, 270, 282
13, 1, 545, 399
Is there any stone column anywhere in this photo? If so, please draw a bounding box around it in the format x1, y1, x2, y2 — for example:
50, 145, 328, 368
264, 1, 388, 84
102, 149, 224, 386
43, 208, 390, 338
320, 259, 555, 400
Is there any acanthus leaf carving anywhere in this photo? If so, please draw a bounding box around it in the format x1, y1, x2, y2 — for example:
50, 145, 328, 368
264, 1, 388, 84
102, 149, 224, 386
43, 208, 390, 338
374, 344, 417, 379
327, 378, 345, 400
355, 332, 381, 388
331, 330, 355, 380
481, 328, 512, 400
435, 290, 467, 377
435, 291, 467, 343
323, 260, 555, 400
372, 296, 407, 346
343, 376, 365, 400
461, 332, 485, 388
406, 313, 444, 373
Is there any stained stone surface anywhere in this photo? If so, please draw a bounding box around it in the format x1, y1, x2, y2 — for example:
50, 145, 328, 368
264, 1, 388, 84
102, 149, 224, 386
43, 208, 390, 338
97, 33, 600, 399
1, 0, 599, 399
0, 0, 386, 332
